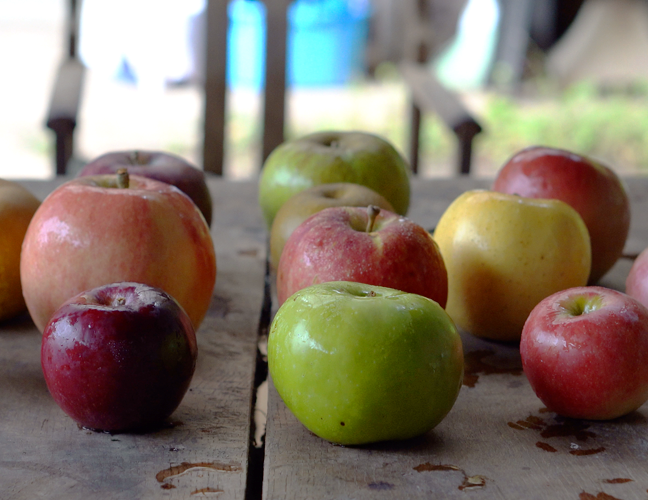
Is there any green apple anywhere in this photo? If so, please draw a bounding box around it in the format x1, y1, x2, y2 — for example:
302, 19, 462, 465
433, 190, 591, 341
258, 131, 411, 227
269, 182, 394, 269
268, 281, 464, 445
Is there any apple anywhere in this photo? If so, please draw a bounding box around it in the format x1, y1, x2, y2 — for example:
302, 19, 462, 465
269, 182, 394, 269
258, 131, 411, 228
433, 190, 591, 341
21, 170, 216, 332
77, 150, 213, 227
492, 146, 630, 284
276, 205, 447, 307
0, 179, 40, 322
520, 286, 648, 420
41, 282, 198, 432
268, 281, 463, 445
625, 247, 648, 308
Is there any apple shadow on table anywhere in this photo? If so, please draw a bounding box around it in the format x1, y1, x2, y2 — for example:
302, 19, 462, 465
0, 311, 37, 334
613, 410, 648, 426
347, 429, 448, 455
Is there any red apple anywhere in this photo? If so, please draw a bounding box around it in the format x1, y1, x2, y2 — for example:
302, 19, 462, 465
276, 205, 448, 307
270, 182, 395, 270
626, 247, 648, 308
41, 282, 198, 432
21, 171, 216, 332
492, 146, 630, 284
77, 150, 213, 226
520, 286, 648, 420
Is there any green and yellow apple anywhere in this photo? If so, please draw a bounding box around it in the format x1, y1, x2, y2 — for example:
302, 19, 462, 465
268, 281, 463, 446
258, 131, 411, 227
0, 179, 40, 322
270, 183, 394, 269
433, 190, 591, 341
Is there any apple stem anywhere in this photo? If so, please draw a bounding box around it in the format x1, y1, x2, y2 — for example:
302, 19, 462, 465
129, 151, 142, 165
116, 168, 129, 189
366, 205, 380, 232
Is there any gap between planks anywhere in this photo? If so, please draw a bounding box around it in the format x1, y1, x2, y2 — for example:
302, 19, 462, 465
245, 246, 272, 500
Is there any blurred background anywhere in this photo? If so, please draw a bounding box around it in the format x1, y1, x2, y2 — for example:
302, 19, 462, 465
3, 0, 648, 180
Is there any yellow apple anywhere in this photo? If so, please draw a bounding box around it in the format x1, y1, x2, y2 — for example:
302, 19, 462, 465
0, 179, 40, 322
433, 190, 591, 341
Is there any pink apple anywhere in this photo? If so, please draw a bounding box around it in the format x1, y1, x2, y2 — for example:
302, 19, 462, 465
21, 171, 216, 332
626, 247, 648, 308
521, 286, 648, 420
78, 150, 213, 226
493, 146, 630, 284
276, 205, 448, 307
41, 282, 198, 432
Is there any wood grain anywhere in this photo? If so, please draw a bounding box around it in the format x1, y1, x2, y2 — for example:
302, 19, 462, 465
262, 177, 648, 500
1, 178, 267, 499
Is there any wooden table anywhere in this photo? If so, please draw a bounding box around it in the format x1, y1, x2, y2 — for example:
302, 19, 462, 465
3, 176, 648, 499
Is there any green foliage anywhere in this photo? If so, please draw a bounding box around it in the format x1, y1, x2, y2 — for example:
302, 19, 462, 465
419, 81, 648, 175
220, 78, 648, 178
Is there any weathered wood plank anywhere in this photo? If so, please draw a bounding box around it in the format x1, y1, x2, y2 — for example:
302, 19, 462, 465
262, 177, 648, 500
1, 178, 267, 499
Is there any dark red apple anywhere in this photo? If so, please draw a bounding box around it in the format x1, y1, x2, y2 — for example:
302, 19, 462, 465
492, 146, 630, 284
78, 150, 212, 226
276, 205, 448, 307
41, 282, 198, 432
521, 286, 648, 420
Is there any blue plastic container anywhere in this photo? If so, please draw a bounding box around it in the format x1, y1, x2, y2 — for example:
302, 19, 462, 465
227, 0, 370, 88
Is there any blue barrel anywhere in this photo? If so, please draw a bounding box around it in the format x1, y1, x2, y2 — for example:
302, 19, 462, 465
227, 0, 370, 88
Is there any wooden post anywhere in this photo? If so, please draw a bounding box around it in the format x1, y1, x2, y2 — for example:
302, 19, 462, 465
202, 0, 229, 175
261, 0, 291, 165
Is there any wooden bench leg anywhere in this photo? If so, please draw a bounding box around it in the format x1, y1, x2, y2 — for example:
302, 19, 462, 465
49, 119, 75, 175
455, 121, 482, 176
46, 57, 85, 175
409, 103, 421, 175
